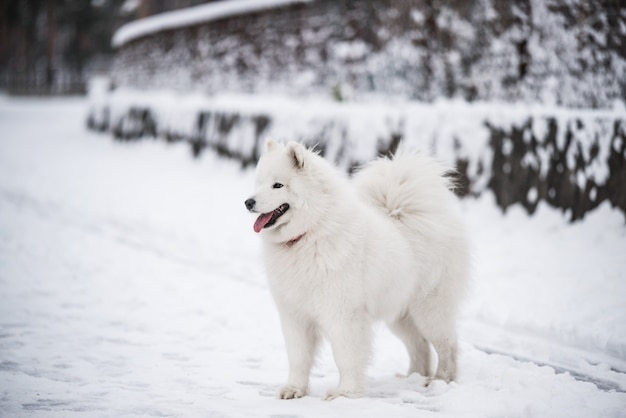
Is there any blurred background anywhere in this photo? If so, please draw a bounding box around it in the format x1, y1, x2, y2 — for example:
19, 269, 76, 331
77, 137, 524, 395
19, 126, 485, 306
1, 0, 624, 103
0, 2, 625, 218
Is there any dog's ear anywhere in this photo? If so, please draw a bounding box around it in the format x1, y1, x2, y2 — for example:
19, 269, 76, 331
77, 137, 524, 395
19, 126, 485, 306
287, 141, 305, 170
265, 138, 278, 152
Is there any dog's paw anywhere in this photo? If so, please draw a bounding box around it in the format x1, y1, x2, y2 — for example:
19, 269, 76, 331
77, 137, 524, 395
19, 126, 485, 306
324, 387, 362, 401
424, 375, 453, 388
278, 384, 307, 400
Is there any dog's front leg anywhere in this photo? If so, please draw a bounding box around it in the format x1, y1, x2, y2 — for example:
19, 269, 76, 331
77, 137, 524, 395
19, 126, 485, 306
324, 316, 371, 400
277, 312, 319, 399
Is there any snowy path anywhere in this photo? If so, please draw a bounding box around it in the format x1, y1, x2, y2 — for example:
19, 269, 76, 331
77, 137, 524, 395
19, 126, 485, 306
0, 97, 625, 417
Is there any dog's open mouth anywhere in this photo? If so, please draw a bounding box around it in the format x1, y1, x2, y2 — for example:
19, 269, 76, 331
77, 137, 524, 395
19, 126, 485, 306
253, 203, 290, 233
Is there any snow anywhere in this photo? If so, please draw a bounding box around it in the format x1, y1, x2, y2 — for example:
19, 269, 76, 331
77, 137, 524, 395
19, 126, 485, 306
1, 96, 626, 417
112, 0, 314, 48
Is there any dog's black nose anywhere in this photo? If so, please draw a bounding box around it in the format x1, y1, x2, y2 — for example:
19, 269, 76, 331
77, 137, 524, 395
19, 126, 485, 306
245, 198, 256, 211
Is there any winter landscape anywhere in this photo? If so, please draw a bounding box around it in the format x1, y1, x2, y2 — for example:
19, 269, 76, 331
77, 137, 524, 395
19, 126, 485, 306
2, 0, 626, 416
0, 96, 625, 417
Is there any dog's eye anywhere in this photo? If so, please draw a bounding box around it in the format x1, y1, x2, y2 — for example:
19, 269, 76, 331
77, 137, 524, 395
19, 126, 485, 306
272, 183, 284, 189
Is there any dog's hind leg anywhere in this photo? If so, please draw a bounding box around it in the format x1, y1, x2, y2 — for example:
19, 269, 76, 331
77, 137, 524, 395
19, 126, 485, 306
277, 313, 320, 399
389, 314, 431, 378
429, 331, 458, 383
418, 316, 458, 384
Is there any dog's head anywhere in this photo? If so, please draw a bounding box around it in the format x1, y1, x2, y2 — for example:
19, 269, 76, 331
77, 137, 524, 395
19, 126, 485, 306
245, 139, 326, 243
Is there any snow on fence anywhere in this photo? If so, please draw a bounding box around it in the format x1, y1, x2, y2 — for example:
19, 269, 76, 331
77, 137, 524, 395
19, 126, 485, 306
86, 87, 626, 221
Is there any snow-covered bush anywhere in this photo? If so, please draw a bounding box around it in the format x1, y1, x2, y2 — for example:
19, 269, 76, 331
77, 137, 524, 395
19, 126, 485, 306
110, 0, 625, 108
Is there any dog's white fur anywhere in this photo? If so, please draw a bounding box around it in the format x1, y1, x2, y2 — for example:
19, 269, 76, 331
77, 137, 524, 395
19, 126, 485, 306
246, 140, 470, 400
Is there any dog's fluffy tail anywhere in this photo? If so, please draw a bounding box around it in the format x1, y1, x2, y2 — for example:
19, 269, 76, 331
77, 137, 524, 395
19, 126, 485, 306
352, 152, 459, 231
354, 152, 470, 320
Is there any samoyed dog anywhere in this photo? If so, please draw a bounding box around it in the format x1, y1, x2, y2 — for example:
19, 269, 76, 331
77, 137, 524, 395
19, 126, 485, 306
245, 140, 469, 400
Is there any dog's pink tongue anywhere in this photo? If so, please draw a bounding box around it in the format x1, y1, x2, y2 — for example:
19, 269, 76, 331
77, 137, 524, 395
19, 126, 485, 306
253, 213, 273, 233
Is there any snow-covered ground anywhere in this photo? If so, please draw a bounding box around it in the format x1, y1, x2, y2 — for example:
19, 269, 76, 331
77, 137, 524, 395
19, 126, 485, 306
0, 96, 625, 417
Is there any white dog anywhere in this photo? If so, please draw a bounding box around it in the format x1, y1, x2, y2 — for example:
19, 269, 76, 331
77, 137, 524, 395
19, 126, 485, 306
245, 140, 469, 400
